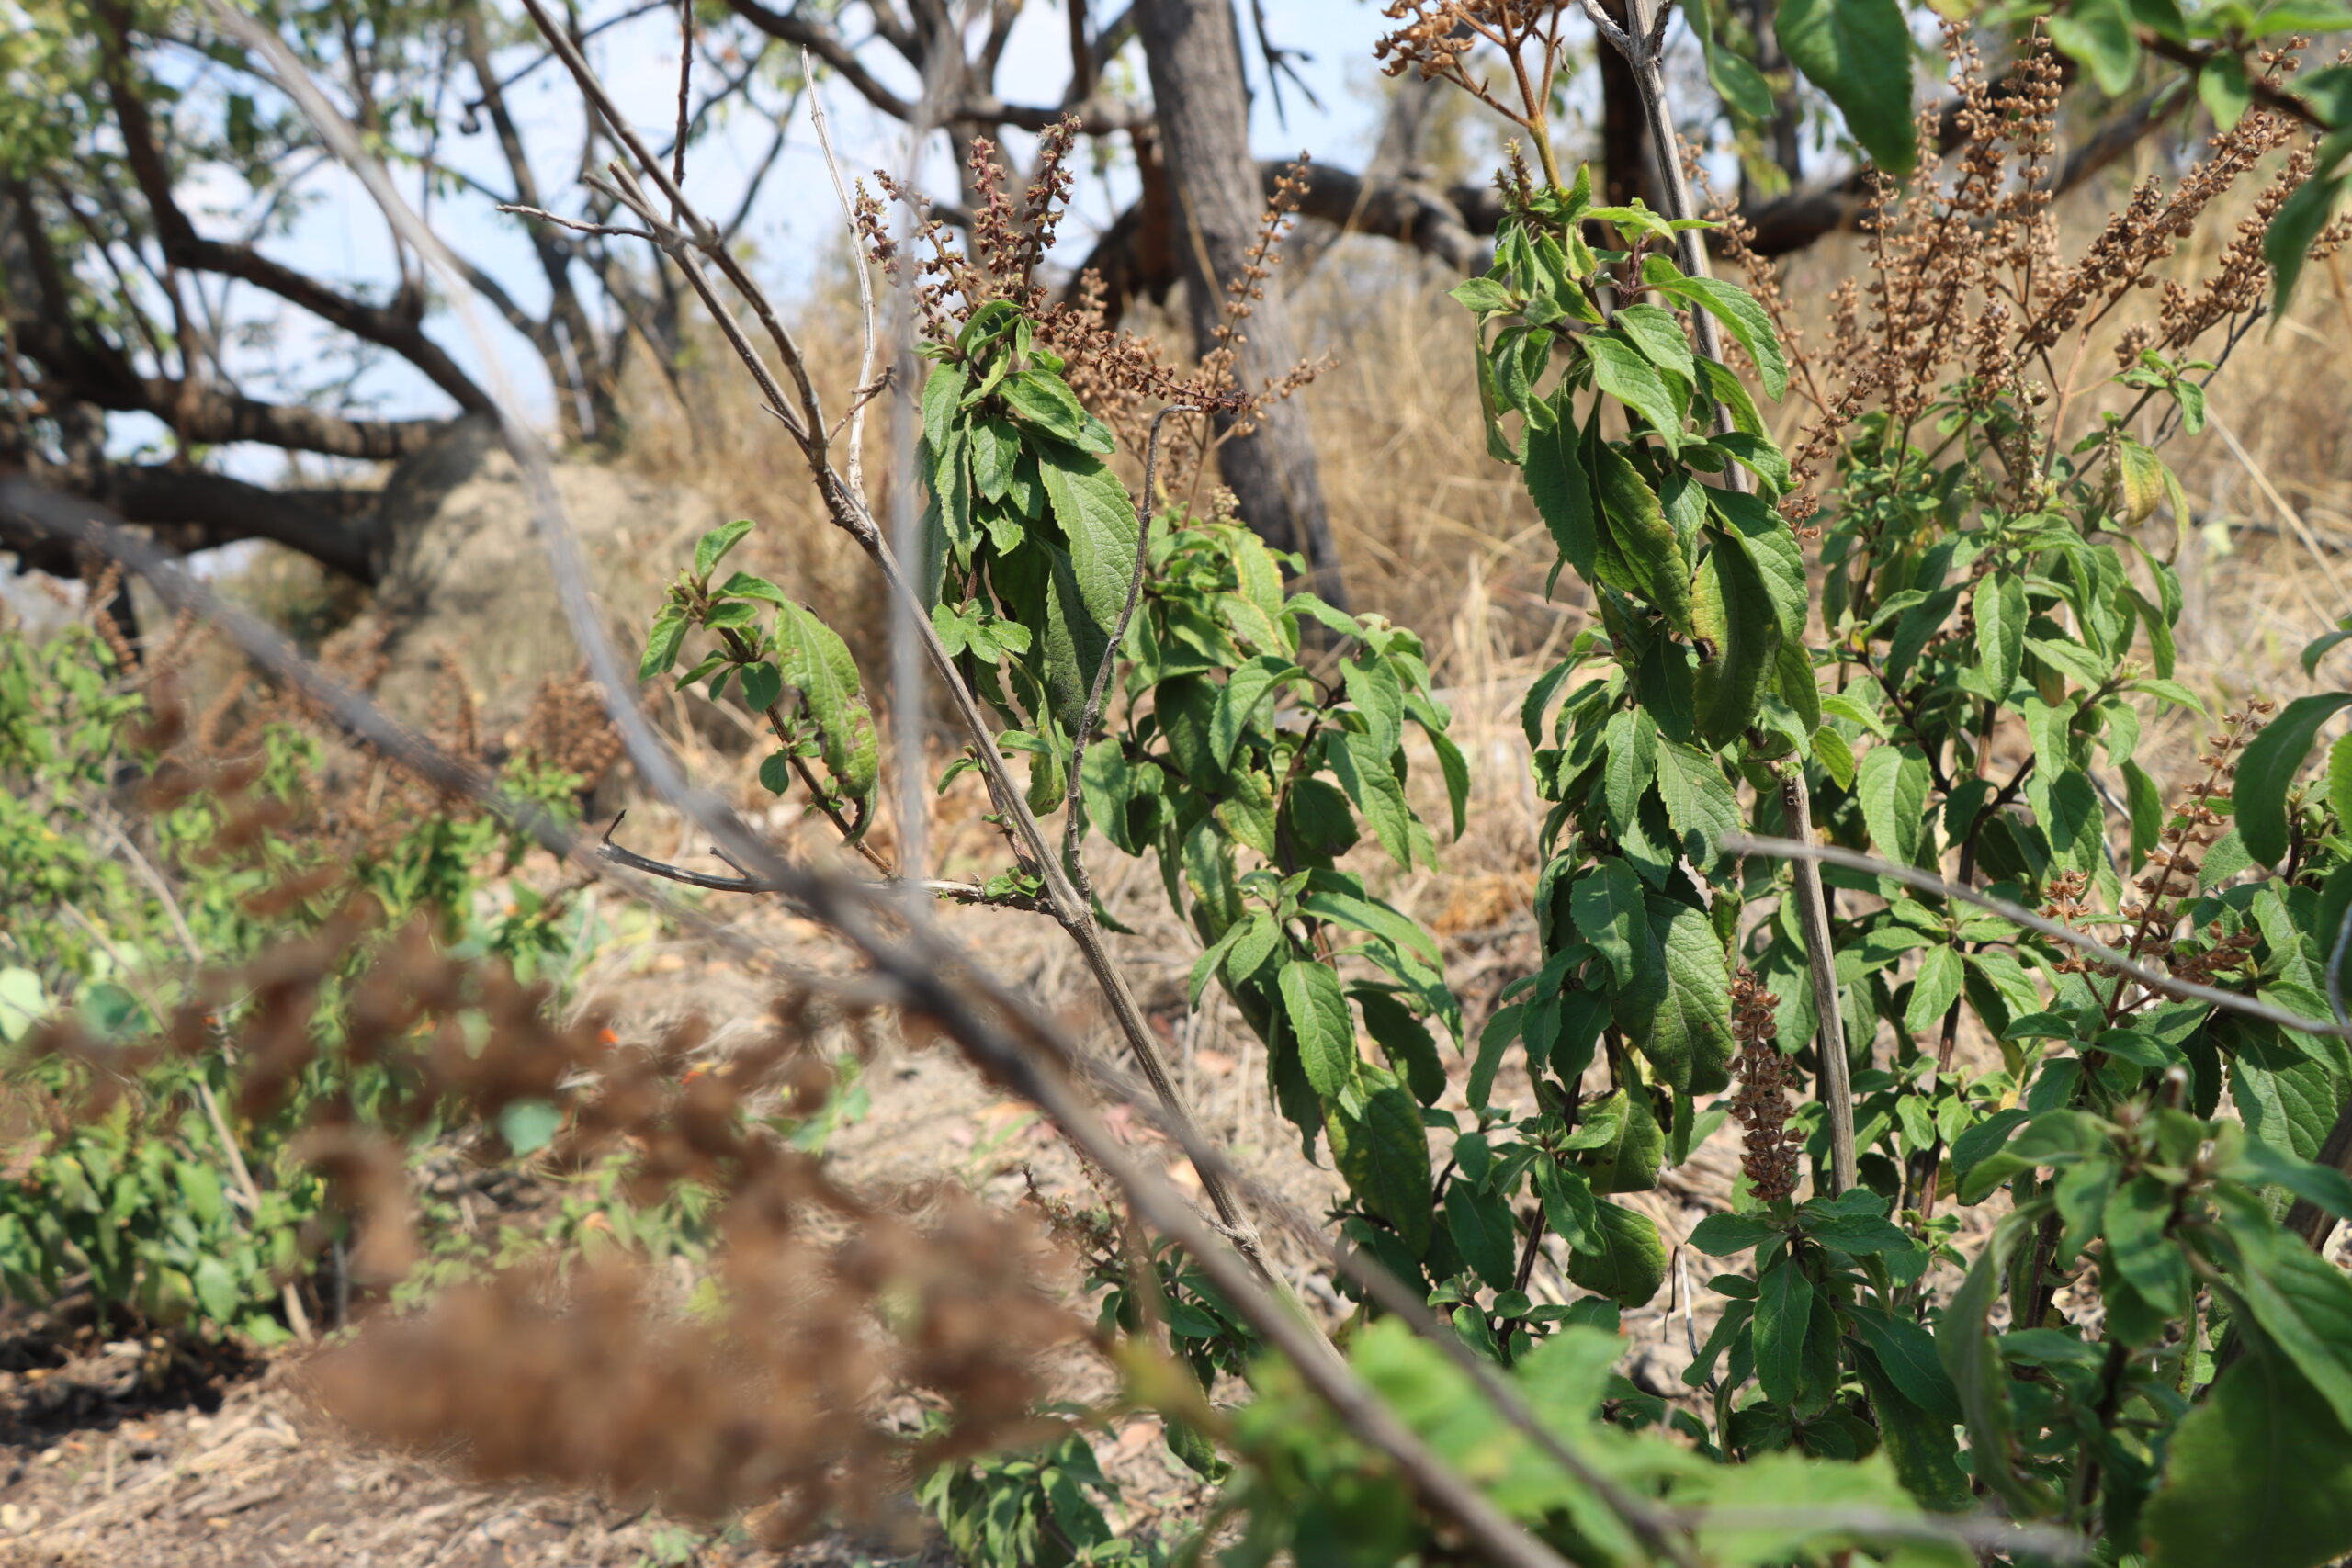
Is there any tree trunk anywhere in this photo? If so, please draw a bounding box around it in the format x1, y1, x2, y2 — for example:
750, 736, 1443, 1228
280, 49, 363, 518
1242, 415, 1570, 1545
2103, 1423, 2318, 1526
1134, 0, 1346, 605
1597, 0, 1650, 209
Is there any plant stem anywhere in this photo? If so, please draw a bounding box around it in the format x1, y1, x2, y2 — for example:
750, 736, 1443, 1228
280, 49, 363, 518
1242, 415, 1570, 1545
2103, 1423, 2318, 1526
1777, 770, 1859, 1195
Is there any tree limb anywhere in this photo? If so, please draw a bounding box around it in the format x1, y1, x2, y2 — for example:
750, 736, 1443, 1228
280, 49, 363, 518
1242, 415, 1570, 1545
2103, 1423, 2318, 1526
96, 2, 492, 415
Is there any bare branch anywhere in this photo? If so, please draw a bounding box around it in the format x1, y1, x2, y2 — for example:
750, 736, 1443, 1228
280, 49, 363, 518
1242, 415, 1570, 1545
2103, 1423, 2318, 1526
498, 203, 657, 242
1724, 832, 2352, 1040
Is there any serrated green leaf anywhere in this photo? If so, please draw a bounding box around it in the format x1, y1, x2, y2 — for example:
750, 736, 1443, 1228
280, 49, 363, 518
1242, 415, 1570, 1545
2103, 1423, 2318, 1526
1565, 1198, 1667, 1307
1329, 1068, 1433, 1253
2143, 1337, 2352, 1568
775, 601, 878, 806
1622, 892, 1736, 1094
1858, 742, 1933, 864
1847, 1303, 1961, 1426
1975, 571, 2026, 694
1035, 441, 1140, 647
970, 414, 1023, 502
1584, 333, 1686, 440
1654, 741, 1741, 865
1000, 369, 1115, 454
1446, 1179, 1520, 1290
1343, 650, 1406, 760
1754, 1254, 1815, 1406
1938, 1208, 2041, 1515
1903, 943, 1964, 1034
922, 361, 968, 452
1212, 654, 1300, 768
1694, 527, 1781, 748
1641, 256, 1792, 400
1570, 861, 1646, 987
694, 518, 755, 579
1611, 303, 1698, 389
1524, 395, 1600, 590
1329, 728, 1416, 870
1280, 959, 1359, 1098
2227, 1217, 2352, 1435
1356, 988, 1446, 1105
1689, 1211, 1782, 1255
638, 610, 687, 683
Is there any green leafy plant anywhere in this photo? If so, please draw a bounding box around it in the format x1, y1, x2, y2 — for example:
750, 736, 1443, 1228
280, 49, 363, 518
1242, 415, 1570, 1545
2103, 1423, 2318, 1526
0, 618, 617, 1338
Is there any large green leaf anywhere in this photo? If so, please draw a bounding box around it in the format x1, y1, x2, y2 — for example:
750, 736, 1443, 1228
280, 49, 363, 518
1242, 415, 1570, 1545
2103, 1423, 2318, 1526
1937, 1208, 2042, 1516
2227, 1216, 2352, 1437
1035, 440, 1140, 642
1776, 0, 1917, 175
999, 368, 1115, 453
1212, 654, 1302, 768
2143, 1337, 2352, 1568
775, 601, 879, 804
1328, 729, 1417, 870
1280, 959, 1360, 1098
1694, 528, 1781, 748
1654, 740, 1742, 865
2238, 694, 2352, 866
1710, 488, 1808, 644
1847, 1303, 1961, 1426
1355, 987, 1446, 1105
1754, 1253, 1815, 1407
1342, 650, 1406, 759
1974, 571, 2026, 695
1328, 1067, 1433, 1254
1640, 256, 1791, 400
2267, 136, 2352, 317
1445, 1179, 1520, 1290
2047, 0, 2141, 94
1584, 333, 1686, 438
1620, 893, 1736, 1094
1564, 1198, 1667, 1307
1592, 439, 1696, 637
1858, 742, 1933, 864
1523, 397, 1600, 591
1569, 860, 1646, 987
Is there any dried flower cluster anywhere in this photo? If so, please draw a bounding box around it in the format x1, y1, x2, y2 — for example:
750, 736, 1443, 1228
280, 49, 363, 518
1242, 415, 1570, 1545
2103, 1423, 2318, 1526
314, 1174, 1080, 1538
1720, 28, 2324, 524
512, 666, 627, 790
2104, 702, 2272, 992
1374, 0, 1568, 133
856, 124, 1326, 512
1728, 967, 1801, 1203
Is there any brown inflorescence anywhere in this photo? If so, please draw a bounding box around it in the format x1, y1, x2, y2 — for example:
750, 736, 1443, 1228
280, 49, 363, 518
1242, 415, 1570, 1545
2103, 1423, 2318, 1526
1728, 967, 1802, 1203
311, 1165, 1082, 1537
856, 122, 1326, 507
1726, 26, 2319, 528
